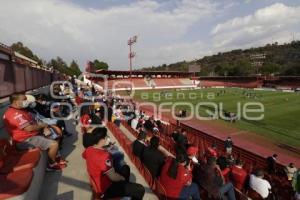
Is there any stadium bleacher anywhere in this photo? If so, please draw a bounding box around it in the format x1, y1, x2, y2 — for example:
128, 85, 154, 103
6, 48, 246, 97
1, 42, 299, 200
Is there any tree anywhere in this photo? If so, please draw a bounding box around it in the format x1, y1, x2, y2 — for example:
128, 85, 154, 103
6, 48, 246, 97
47, 57, 81, 76
11, 42, 42, 64
261, 62, 280, 75
93, 59, 109, 70
69, 60, 82, 76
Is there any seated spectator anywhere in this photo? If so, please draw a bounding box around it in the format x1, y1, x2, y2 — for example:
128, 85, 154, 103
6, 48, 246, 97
80, 106, 97, 148
89, 107, 103, 125
199, 157, 236, 200
224, 137, 233, 155
293, 169, 300, 200
159, 154, 200, 200
113, 105, 123, 127
186, 146, 199, 165
206, 143, 218, 159
131, 116, 139, 130
3, 93, 64, 171
217, 155, 229, 170
132, 130, 147, 160
226, 154, 235, 167
30, 95, 71, 137
142, 136, 165, 178
82, 128, 145, 199
231, 159, 248, 191
285, 162, 297, 181
171, 130, 180, 143
144, 116, 156, 131
249, 169, 271, 199
266, 154, 277, 174
175, 129, 189, 151
34, 94, 51, 118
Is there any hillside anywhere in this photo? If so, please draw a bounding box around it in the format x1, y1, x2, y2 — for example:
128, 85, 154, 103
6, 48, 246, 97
142, 41, 300, 76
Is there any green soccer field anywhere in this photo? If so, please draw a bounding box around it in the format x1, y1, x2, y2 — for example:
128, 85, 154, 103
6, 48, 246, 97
132, 88, 300, 148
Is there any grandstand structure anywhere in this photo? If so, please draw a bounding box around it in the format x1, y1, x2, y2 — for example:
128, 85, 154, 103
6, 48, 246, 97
0, 46, 299, 199
0, 42, 66, 98
90, 70, 197, 90
198, 76, 300, 90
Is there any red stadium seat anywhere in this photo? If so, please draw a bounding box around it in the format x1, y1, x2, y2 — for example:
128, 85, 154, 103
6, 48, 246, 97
0, 139, 40, 173
0, 168, 33, 200
154, 180, 167, 200
247, 188, 263, 200
143, 166, 154, 189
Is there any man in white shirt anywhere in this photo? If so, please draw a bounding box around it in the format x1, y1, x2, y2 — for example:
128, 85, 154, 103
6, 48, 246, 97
249, 170, 272, 199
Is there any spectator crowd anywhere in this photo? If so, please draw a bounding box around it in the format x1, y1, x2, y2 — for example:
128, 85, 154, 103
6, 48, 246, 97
2, 78, 300, 200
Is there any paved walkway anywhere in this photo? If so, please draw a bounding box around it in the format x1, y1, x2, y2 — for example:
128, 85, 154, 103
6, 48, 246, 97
39, 119, 158, 200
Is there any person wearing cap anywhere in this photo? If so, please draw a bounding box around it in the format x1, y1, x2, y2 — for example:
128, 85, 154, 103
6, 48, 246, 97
206, 143, 218, 159
3, 93, 65, 171
187, 146, 199, 166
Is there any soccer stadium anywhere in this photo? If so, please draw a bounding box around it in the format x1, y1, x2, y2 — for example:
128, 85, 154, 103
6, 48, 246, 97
1, 1, 300, 200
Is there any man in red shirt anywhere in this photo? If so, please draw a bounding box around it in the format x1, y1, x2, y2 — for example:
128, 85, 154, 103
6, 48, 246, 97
231, 159, 248, 191
82, 127, 145, 199
3, 93, 62, 171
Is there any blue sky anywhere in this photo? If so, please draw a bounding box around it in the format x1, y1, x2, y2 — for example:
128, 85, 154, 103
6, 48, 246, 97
0, 0, 300, 70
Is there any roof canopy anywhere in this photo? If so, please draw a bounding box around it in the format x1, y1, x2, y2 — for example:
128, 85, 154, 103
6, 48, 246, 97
95, 69, 192, 77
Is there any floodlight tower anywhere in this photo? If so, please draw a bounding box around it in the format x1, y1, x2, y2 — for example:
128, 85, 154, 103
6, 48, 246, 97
128, 35, 137, 82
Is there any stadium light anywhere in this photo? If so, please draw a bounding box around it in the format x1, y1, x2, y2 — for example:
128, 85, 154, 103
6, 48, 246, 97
128, 35, 138, 82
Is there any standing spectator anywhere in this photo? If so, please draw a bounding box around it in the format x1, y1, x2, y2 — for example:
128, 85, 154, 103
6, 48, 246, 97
266, 154, 278, 174
199, 157, 236, 200
217, 155, 229, 171
285, 163, 297, 181
159, 154, 200, 200
249, 169, 271, 199
293, 169, 300, 200
142, 136, 165, 178
82, 128, 145, 199
224, 137, 233, 155
132, 130, 147, 160
231, 159, 248, 191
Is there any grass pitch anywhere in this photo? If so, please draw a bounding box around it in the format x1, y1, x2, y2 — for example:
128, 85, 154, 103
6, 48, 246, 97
132, 88, 300, 148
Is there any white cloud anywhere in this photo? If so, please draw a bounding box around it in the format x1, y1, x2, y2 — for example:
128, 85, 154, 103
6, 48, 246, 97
212, 3, 300, 49
1, 1, 299, 70
0, 0, 218, 70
